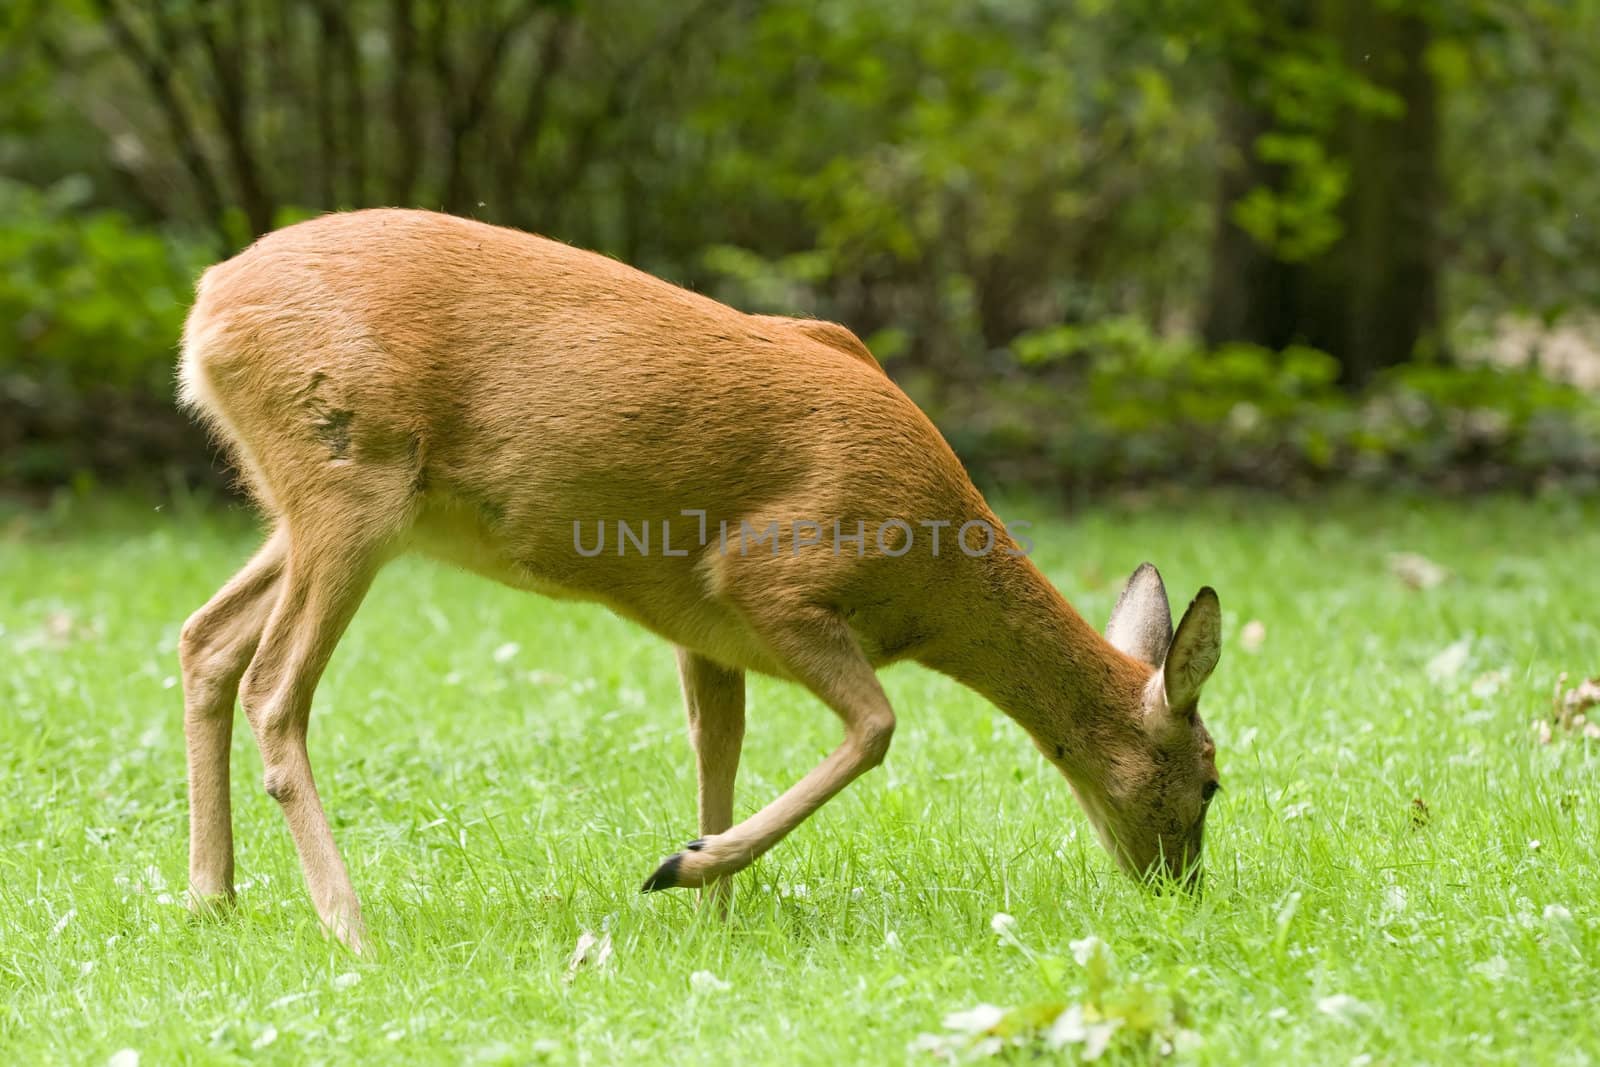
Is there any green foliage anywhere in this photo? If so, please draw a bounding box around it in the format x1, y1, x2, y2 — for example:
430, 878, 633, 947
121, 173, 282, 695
690, 0, 1217, 356
1438, 0, 1600, 318
0, 0, 1596, 489
1219, 19, 1407, 264
946, 318, 1600, 488
0, 177, 202, 391
1231, 133, 1349, 260
0, 177, 208, 486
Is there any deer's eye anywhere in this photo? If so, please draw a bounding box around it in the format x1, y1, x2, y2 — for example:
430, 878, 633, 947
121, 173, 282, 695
1201, 780, 1221, 804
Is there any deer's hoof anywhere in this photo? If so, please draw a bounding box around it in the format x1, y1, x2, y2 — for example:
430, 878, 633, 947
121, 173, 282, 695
185, 888, 237, 921
641, 852, 685, 892
643, 836, 743, 892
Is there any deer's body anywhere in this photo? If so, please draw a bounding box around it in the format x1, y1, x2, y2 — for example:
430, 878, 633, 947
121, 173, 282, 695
178, 210, 1222, 952
184, 211, 995, 675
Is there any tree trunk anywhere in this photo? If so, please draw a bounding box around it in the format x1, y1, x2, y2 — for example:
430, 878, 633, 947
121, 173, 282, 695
1203, 0, 1440, 387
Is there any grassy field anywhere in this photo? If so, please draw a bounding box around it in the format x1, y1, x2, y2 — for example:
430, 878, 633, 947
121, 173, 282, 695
2, 491, 1597, 1064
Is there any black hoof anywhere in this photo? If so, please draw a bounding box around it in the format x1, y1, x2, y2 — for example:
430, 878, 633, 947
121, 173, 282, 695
641, 853, 683, 893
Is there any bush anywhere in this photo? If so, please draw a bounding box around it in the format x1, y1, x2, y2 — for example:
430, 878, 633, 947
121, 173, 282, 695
2, 191, 1595, 495
933, 316, 1600, 490
0, 177, 212, 487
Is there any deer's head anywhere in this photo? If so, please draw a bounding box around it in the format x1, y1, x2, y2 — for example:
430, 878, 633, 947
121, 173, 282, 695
1069, 563, 1222, 889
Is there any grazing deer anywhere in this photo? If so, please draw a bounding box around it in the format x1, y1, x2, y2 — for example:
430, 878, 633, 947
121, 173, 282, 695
177, 209, 1222, 952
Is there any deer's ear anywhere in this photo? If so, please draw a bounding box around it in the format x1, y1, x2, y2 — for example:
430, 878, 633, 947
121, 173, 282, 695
1106, 562, 1173, 667
1160, 587, 1221, 712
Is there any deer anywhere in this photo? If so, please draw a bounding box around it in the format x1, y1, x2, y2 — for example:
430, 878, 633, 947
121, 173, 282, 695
177, 209, 1223, 953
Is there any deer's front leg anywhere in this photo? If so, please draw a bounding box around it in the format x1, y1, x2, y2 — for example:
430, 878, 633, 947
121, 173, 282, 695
674, 648, 745, 910
644, 607, 893, 892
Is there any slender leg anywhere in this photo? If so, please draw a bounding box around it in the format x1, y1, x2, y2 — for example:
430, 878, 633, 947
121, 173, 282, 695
644, 606, 894, 891
239, 531, 380, 952
675, 648, 745, 910
179, 527, 288, 908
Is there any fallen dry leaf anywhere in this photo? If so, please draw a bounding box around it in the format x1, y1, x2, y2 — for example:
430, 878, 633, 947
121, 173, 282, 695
1316, 993, 1372, 1024
1538, 673, 1600, 742
1410, 797, 1430, 830
690, 970, 731, 994
1240, 620, 1266, 654
16, 609, 103, 652
1426, 638, 1472, 684
1388, 552, 1451, 590
564, 929, 613, 982
1471, 670, 1508, 698
1557, 674, 1600, 716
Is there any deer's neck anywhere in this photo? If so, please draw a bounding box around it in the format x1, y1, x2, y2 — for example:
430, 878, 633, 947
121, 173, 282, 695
920, 553, 1149, 777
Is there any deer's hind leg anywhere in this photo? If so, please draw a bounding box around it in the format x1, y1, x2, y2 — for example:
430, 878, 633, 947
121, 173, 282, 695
226, 433, 420, 951
237, 491, 407, 954
180, 526, 289, 908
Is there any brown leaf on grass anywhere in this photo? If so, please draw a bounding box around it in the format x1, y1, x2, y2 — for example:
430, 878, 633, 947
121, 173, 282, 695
564, 929, 613, 983
1539, 673, 1600, 742
1559, 675, 1600, 715
1388, 552, 1451, 590
1240, 620, 1266, 654
16, 609, 101, 652
1410, 797, 1430, 830
1426, 638, 1472, 683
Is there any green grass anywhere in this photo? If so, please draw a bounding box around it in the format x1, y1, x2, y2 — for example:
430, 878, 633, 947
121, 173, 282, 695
2, 491, 1597, 1064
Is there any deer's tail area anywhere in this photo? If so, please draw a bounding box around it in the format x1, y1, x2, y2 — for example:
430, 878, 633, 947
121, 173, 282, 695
178, 262, 278, 508
177, 261, 423, 532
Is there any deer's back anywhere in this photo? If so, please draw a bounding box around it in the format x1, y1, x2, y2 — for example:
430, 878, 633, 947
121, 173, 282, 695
180, 209, 991, 671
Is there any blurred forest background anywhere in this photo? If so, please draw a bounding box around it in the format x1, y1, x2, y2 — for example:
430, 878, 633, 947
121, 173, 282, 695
2, 0, 1598, 494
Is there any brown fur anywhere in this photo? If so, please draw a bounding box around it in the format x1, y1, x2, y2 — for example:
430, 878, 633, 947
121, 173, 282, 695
177, 209, 1221, 951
